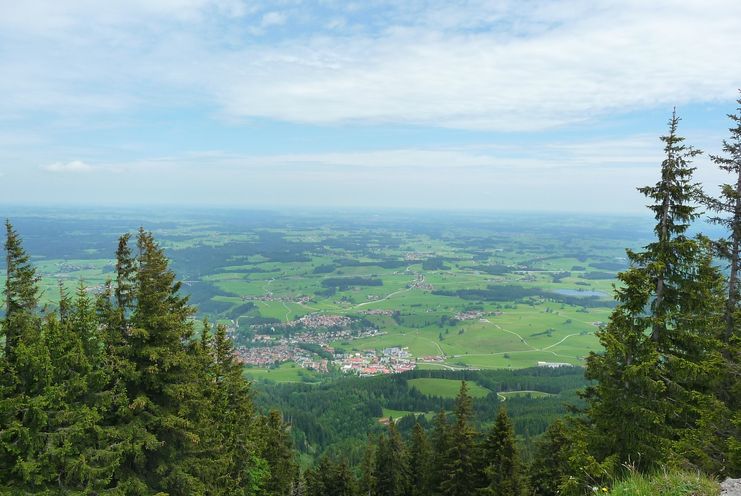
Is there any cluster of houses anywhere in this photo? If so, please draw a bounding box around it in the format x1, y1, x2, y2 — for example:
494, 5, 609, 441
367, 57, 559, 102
233, 313, 388, 373
359, 309, 394, 316
241, 293, 313, 305
453, 310, 503, 321
537, 361, 574, 368
236, 340, 415, 376
409, 274, 433, 290
404, 252, 433, 261
454, 310, 486, 321
335, 347, 416, 376
236, 343, 330, 372
285, 313, 353, 329
236, 344, 303, 367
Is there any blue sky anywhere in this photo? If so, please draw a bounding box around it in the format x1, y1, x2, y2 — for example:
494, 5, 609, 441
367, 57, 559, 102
0, 0, 740, 212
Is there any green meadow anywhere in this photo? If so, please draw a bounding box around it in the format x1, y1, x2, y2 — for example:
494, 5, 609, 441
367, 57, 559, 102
2, 209, 650, 379
407, 378, 491, 398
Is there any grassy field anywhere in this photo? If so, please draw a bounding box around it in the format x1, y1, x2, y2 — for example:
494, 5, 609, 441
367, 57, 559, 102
407, 378, 491, 398
609, 469, 720, 496
243, 362, 321, 383
1, 209, 650, 377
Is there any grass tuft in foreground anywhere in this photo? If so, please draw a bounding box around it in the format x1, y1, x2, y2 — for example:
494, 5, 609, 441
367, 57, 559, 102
609, 468, 720, 496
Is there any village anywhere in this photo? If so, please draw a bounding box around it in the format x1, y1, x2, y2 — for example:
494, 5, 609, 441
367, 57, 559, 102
231, 312, 418, 376
236, 341, 417, 377
335, 347, 416, 376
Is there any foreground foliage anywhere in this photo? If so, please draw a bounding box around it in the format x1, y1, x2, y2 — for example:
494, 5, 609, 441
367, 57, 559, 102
0, 225, 297, 495
609, 469, 720, 496
530, 105, 741, 495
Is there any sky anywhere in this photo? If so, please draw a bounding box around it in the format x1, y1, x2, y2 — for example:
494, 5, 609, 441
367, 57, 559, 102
0, 0, 740, 213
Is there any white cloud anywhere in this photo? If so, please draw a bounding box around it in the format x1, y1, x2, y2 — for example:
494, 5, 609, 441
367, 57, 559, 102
211, 1, 741, 130
91, 135, 671, 173
42, 160, 96, 173
0, 1, 739, 129
260, 11, 287, 28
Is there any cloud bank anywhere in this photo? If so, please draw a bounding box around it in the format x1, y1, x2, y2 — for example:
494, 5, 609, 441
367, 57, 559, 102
1, 0, 739, 130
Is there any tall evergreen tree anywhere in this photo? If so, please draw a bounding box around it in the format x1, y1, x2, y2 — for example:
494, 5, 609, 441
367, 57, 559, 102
478, 407, 522, 496
112, 229, 204, 494
429, 408, 451, 495
0, 226, 278, 494
115, 233, 136, 314
704, 92, 741, 344
584, 111, 726, 471
440, 382, 477, 496
0, 222, 45, 491
360, 435, 377, 496
374, 420, 409, 496
408, 421, 432, 496
261, 410, 298, 496
41, 284, 118, 492
307, 458, 356, 496
528, 419, 573, 496
698, 91, 741, 476
3, 220, 39, 358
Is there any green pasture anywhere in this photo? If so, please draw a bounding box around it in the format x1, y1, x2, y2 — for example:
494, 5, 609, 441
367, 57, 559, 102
407, 378, 491, 398
243, 362, 320, 383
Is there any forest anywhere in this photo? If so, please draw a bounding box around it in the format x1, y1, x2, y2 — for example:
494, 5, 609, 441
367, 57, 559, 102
0, 101, 740, 495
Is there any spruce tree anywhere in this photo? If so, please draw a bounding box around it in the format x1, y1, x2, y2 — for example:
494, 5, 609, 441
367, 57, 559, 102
115, 233, 136, 314
440, 382, 477, 496
698, 91, 741, 476
584, 110, 726, 471
41, 284, 118, 491
3, 220, 39, 358
261, 410, 298, 496
374, 420, 409, 496
538, 418, 610, 496
213, 323, 268, 494
408, 421, 432, 496
0, 221, 45, 490
360, 434, 377, 496
478, 406, 522, 496
113, 228, 204, 494
528, 419, 572, 496
429, 408, 451, 495
704, 92, 741, 344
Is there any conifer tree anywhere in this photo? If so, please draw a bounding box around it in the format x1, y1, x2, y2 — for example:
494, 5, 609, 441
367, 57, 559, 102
0, 226, 279, 494
584, 111, 726, 471
115, 233, 136, 315
261, 410, 298, 496
113, 228, 204, 494
360, 434, 377, 496
698, 91, 741, 476
41, 284, 118, 491
209, 323, 267, 494
305, 458, 356, 496
429, 408, 451, 495
543, 418, 610, 496
440, 382, 477, 496
3, 220, 39, 358
408, 421, 432, 496
374, 420, 409, 496
58, 280, 71, 324
478, 407, 522, 496
0, 222, 45, 490
528, 419, 573, 496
